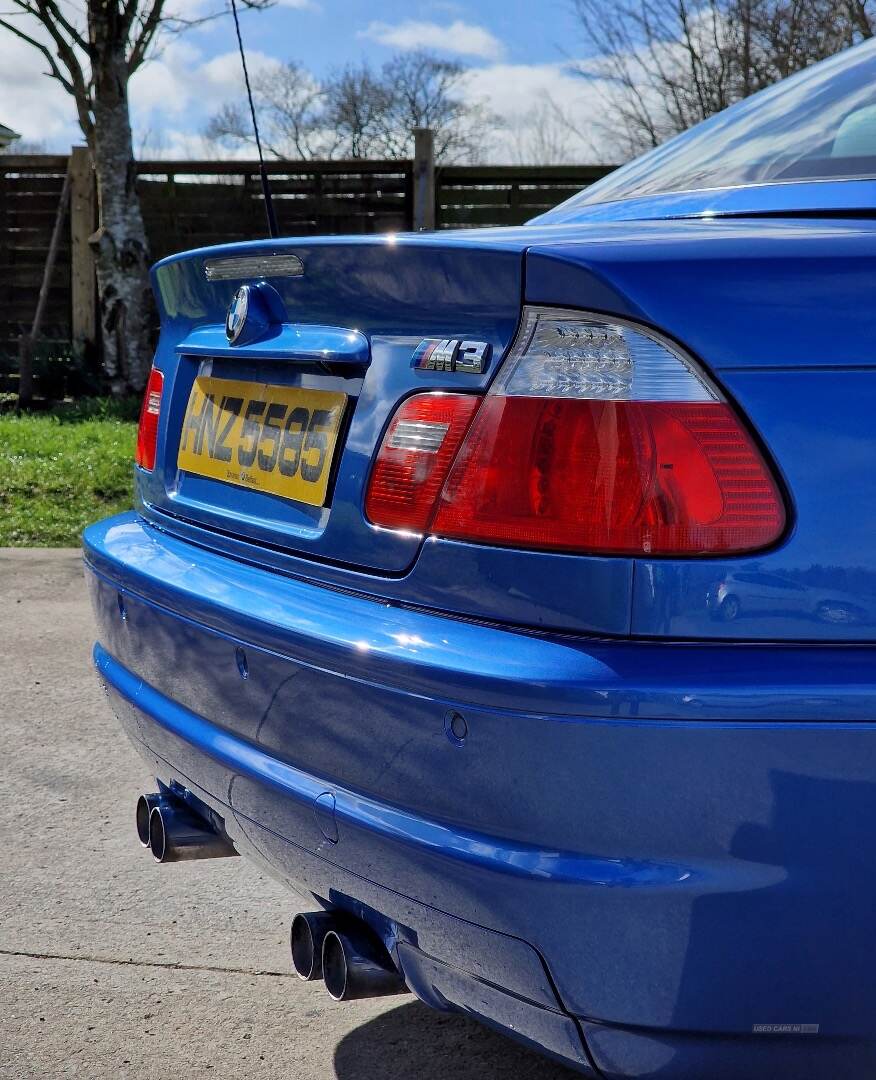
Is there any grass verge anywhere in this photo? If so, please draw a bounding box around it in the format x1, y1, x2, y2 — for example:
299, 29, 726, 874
0, 398, 139, 546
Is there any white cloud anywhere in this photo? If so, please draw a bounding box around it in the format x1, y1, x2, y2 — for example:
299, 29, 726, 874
136, 127, 258, 161
189, 47, 279, 96
130, 40, 205, 119
0, 7, 621, 166
361, 19, 504, 61
461, 62, 621, 164
130, 44, 281, 154
0, 5, 284, 153
0, 20, 81, 149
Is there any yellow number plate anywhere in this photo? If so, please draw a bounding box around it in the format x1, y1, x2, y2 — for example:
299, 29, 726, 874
177, 376, 347, 506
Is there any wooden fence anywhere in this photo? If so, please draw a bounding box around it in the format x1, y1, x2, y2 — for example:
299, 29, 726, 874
436, 164, 613, 229
0, 149, 615, 385
138, 159, 413, 263
0, 155, 72, 371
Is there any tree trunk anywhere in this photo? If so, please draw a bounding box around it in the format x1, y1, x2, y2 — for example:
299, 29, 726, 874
88, 41, 152, 395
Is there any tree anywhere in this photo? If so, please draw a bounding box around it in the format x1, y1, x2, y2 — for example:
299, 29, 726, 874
506, 91, 603, 164
207, 49, 490, 163
0, 1, 270, 394
570, 0, 876, 156
321, 62, 394, 158
373, 51, 486, 162
207, 60, 327, 160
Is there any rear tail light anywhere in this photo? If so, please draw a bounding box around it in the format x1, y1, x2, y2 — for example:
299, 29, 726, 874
135, 367, 164, 471
365, 393, 480, 531
367, 309, 786, 556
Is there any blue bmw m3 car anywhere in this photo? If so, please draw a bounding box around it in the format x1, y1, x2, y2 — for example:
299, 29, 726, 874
85, 40, 876, 1080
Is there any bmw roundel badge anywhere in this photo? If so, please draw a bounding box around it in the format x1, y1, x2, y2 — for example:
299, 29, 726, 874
225, 285, 250, 344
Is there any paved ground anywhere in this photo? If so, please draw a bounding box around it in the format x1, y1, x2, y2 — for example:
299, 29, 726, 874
0, 549, 578, 1080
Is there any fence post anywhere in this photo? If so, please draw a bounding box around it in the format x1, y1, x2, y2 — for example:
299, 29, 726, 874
412, 128, 436, 232
69, 145, 96, 352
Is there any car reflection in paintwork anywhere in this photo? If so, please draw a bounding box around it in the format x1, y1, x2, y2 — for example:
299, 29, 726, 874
708, 570, 871, 624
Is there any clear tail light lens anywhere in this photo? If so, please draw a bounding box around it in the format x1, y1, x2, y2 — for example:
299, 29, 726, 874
365, 392, 480, 531
368, 309, 787, 556
135, 367, 164, 471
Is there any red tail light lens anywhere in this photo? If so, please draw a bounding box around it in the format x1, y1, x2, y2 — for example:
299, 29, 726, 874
432, 398, 785, 554
365, 393, 481, 531
135, 367, 164, 471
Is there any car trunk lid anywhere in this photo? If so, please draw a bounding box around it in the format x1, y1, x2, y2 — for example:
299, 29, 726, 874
141, 234, 524, 574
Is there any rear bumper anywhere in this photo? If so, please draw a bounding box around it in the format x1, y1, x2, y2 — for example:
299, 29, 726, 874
85, 512, 876, 1079
97, 648, 588, 1072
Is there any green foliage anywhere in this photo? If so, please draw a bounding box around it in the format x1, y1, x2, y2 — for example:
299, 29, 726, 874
46, 396, 142, 422
0, 400, 137, 546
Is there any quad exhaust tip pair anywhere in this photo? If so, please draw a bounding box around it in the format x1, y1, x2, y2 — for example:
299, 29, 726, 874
136, 791, 238, 862
290, 910, 408, 1001
136, 792, 408, 1001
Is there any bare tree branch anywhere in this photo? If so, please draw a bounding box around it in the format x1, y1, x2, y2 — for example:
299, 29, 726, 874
159, 0, 275, 34
846, 0, 876, 37
569, 0, 876, 154
205, 49, 491, 163
127, 0, 164, 73
10, 0, 88, 50
0, 0, 275, 393
0, 14, 75, 94
9, 0, 96, 139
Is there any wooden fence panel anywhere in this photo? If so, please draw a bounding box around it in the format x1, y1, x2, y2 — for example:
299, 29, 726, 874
436, 164, 616, 229
0, 157, 414, 380
0, 157, 71, 373
0, 154, 617, 387
137, 160, 412, 262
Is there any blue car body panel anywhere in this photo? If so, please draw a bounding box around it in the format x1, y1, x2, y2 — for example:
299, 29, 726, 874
525, 218, 876, 370
138, 218, 876, 641
86, 116, 876, 1076
85, 513, 876, 1079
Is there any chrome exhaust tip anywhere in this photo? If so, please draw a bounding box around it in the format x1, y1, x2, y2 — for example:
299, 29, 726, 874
321, 926, 408, 1002
147, 800, 238, 863
135, 793, 171, 847
291, 911, 338, 981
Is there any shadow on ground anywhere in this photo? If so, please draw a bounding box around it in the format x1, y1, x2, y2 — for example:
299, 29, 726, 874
334, 1000, 580, 1080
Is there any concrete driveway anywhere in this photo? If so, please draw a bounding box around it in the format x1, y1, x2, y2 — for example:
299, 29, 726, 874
0, 548, 577, 1080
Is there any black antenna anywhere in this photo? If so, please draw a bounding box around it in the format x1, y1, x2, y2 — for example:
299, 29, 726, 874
230, 0, 279, 239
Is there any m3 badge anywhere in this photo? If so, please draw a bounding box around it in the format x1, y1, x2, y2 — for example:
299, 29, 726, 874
412, 339, 492, 374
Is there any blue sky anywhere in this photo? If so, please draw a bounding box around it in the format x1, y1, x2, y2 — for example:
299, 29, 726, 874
224, 0, 585, 73
0, 1, 612, 161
